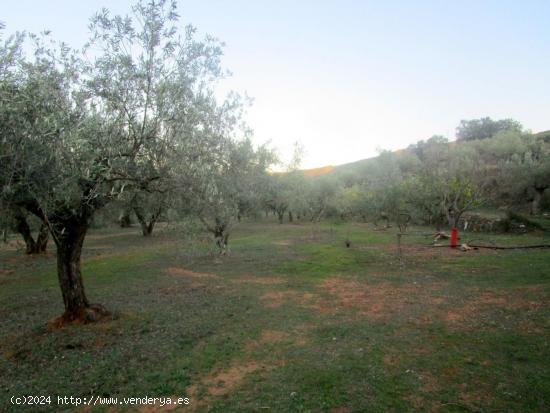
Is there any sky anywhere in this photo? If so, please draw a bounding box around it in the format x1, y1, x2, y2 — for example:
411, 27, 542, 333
2, 0, 549, 168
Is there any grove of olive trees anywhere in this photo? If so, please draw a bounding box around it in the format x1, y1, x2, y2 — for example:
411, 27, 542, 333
1, 1, 549, 327
0, 1, 274, 323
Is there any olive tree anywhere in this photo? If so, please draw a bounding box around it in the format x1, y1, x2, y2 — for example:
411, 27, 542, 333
480, 131, 550, 214
192, 135, 274, 253
414, 140, 483, 228
0, 1, 228, 323
11, 209, 49, 254
354, 151, 409, 226
0, 27, 51, 253
264, 174, 292, 223
305, 176, 339, 222
456, 117, 522, 141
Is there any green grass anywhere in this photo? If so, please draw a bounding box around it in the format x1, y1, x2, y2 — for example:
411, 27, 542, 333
0, 220, 548, 412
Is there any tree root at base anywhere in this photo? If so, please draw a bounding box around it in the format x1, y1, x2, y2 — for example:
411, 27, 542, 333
48, 304, 112, 328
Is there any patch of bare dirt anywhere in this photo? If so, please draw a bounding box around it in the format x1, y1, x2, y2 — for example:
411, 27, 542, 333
273, 240, 292, 246
196, 362, 261, 396
86, 232, 136, 241
383, 353, 399, 367
245, 330, 290, 351
260, 291, 290, 308
476, 293, 507, 306
185, 323, 306, 409
517, 320, 546, 335
233, 275, 285, 285
442, 367, 460, 380
440, 290, 546, 327
158, 280, 211, 295
93, 336, 109, 349
259, 330, 289, 343
430, 296, 447, 305
403, 396, 442, 413
414, 372, 440, 412
403, 395, 428, 411
516, 284, 546, 292
186, 360, 277, 411
292, 323, 313, 346
295, 335, 309, 346
259, 278, 452, 320
444, 311, 464, 322
166, 267, 220, 279
402, 371, 443, 412
260, 290, 319, 309
454, 379, 495, 412
317, 278, 436, 318
0, 269, 15, 276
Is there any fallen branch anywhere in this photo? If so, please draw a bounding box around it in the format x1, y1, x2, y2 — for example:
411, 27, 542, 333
469, 244, 550, 250
460, 243, 473, 251
429, 243, 550, 250
433, 232, 450, 242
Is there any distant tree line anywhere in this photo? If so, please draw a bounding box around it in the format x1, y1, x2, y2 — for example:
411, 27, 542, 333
258, 119, 549, 228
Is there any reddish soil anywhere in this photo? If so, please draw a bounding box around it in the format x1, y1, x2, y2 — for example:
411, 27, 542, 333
166, 267, 220, 279
317, 278, 430, 318
245, 329, 290, 351
260, 290, 319, 309
233, 275, 285, 285
272, 240, 292, 246
47, 304, 112, 329
0, 269, 15, 275
440, 289, 545, 327
185, 361, 275, 411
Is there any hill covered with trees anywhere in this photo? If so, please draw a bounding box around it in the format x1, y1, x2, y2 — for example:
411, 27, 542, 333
269, 118, 550, 229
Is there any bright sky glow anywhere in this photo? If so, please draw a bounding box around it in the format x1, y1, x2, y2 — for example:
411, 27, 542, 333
3, 0, 549, 168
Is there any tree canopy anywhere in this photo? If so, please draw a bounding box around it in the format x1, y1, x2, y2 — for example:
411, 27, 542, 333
456, 117, 522, 141
0, 0, 271, 323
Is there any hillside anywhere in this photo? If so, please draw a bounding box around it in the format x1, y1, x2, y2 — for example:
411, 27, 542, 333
302, 129, 550, 178
534, 130, 550, 141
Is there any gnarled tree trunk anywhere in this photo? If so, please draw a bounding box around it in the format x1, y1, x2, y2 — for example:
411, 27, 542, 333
276, 207, 286, 224
119, 210, 132, 227
17, 198, 109, 323
14, 210, 49, 254
35, 223, 49, 253
55, 224, 89, 316
139, 219, 155, 237
214, 226, 229, 255
133, 205, 161, 237
53, 220, 109, 323
530, 186, 547, 215
200, 216, 231, 255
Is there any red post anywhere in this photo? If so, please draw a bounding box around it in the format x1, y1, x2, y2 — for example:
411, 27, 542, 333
450, 228, 458, 248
